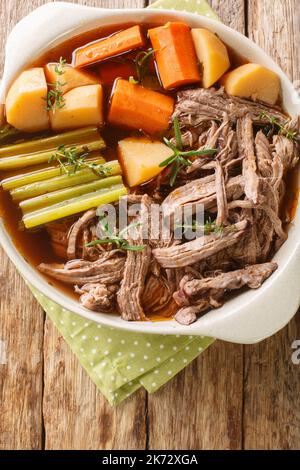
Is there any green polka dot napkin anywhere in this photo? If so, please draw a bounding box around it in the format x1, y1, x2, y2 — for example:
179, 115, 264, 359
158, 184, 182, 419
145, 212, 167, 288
25, 0, 218, 406
150, 0, 219, 21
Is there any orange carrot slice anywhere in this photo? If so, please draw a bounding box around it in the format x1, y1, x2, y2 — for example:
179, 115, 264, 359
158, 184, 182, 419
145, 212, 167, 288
148, 22, 201, 90
107, 79, 174, 135
74, 25, 146, 68
98, 61, 136, 87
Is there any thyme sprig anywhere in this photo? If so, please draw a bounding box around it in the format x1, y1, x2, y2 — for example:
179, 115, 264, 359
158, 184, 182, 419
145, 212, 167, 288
159, 117, 218, 187
86, 216, 146, 251
46, 57, 67, 111
259, 111, 298, 140
129, 48, 155, 84
176, 218, 237, 238
49, 144, 111, 176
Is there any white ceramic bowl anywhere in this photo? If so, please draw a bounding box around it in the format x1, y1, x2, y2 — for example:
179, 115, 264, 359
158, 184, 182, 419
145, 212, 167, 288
0, 2, 299, 343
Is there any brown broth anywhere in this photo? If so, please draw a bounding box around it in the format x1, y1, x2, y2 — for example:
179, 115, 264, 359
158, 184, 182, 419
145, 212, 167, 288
0, 21, 299, 319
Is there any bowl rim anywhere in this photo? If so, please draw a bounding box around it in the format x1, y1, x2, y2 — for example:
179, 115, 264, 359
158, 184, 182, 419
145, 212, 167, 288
0, 3, 299, 343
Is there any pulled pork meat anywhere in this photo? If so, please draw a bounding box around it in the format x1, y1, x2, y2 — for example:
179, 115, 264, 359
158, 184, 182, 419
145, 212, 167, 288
174, 262, 278, 325
117, 194, 152, 321
152, 220, 249, 268
39, 85, 299, 326
75, 283, 118, 312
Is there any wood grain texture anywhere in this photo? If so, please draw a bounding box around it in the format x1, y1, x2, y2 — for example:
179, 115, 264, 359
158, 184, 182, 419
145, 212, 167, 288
245, 0, 300, 450
0, 255, 44, 449
0, 0, 46, 451
147, 1, 245, 450
43, 319, 147, 450
148, 341, 243, 450
209, 0, 245, 33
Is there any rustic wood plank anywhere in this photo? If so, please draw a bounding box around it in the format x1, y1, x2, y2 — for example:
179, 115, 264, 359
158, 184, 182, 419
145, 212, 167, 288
41, 0, 147, 450
147, 2, 245, 451
244, 0, 300, 450
209, 0, 245, 33
148, 341, 243, 450
43, 320, 147, 450
0, 0, 47, 451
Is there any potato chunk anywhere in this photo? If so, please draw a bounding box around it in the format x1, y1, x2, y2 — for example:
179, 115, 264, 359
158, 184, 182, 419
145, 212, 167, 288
49, 84, 103, 131
118, 137, 173, 187
221, 63, 280, 105
44, 63, 100, 94
191, 28, 230, 88
5, 68, 49, 132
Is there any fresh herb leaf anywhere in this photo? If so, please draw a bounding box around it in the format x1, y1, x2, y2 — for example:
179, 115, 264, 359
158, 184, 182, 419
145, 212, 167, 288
159, 117, 218, 187
86, 218, 146, 252
176, 217, 236, 236
49, 144, 111, 176
173, 114, 183, 150
259, 111, 298, 140
129, 76, 139, 85
46, 57, 67, 111
129, 48, 155, 85
54, 57, 67, 75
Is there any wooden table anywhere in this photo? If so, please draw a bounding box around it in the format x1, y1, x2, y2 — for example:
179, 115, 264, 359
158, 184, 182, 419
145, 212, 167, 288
0, 0, 299, 450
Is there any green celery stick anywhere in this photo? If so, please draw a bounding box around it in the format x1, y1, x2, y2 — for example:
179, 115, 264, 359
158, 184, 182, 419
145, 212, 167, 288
23, 184, 127, 228
20, 175, 123, 213
0, 140, 105, 171
0, 126, 101, 158
10, 161, 121, 201
1, 156, 109, 190
0, 125, 21, 143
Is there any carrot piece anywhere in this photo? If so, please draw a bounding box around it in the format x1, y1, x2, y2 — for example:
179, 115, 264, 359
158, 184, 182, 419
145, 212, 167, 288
98, 61, 136, 87
148, 22, 201, 90
74, 25, 146, 68
107, 79, 174, 135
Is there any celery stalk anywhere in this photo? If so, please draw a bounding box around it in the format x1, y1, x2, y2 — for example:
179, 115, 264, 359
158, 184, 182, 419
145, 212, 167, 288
20, 175, 123, 213
1, 156, 109, 190
0, 125, 21, 143
10, 161, 121, 201
0, 126, 101, 158
22, 184, 127, 228
0, 140, 105, 171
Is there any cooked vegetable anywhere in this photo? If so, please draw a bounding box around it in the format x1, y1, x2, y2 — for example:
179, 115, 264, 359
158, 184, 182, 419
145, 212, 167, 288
45, 57, 67, 111
148, 22, 201, 90
118, 136, 173, 187
49, 84, 104, 131
108, 79, 174, 134
44, 62, 99, 95
1, 157, 106, 191
74, 25, 146, 68
22, 183, 127, 228
0, 140, 104, 171
129, 48, 155, 84
0, 125, 20, 144
20, 175, 123, 213
5, 68, 49, 132
10, 161, 119, 201
0, 126, 101, 158
191, 28, 230, 88
220, 63, 280, 105
48, 145, 110, 176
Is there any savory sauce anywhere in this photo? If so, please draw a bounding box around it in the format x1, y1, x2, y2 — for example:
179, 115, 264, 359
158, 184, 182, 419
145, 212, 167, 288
0, 21, 299, 317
